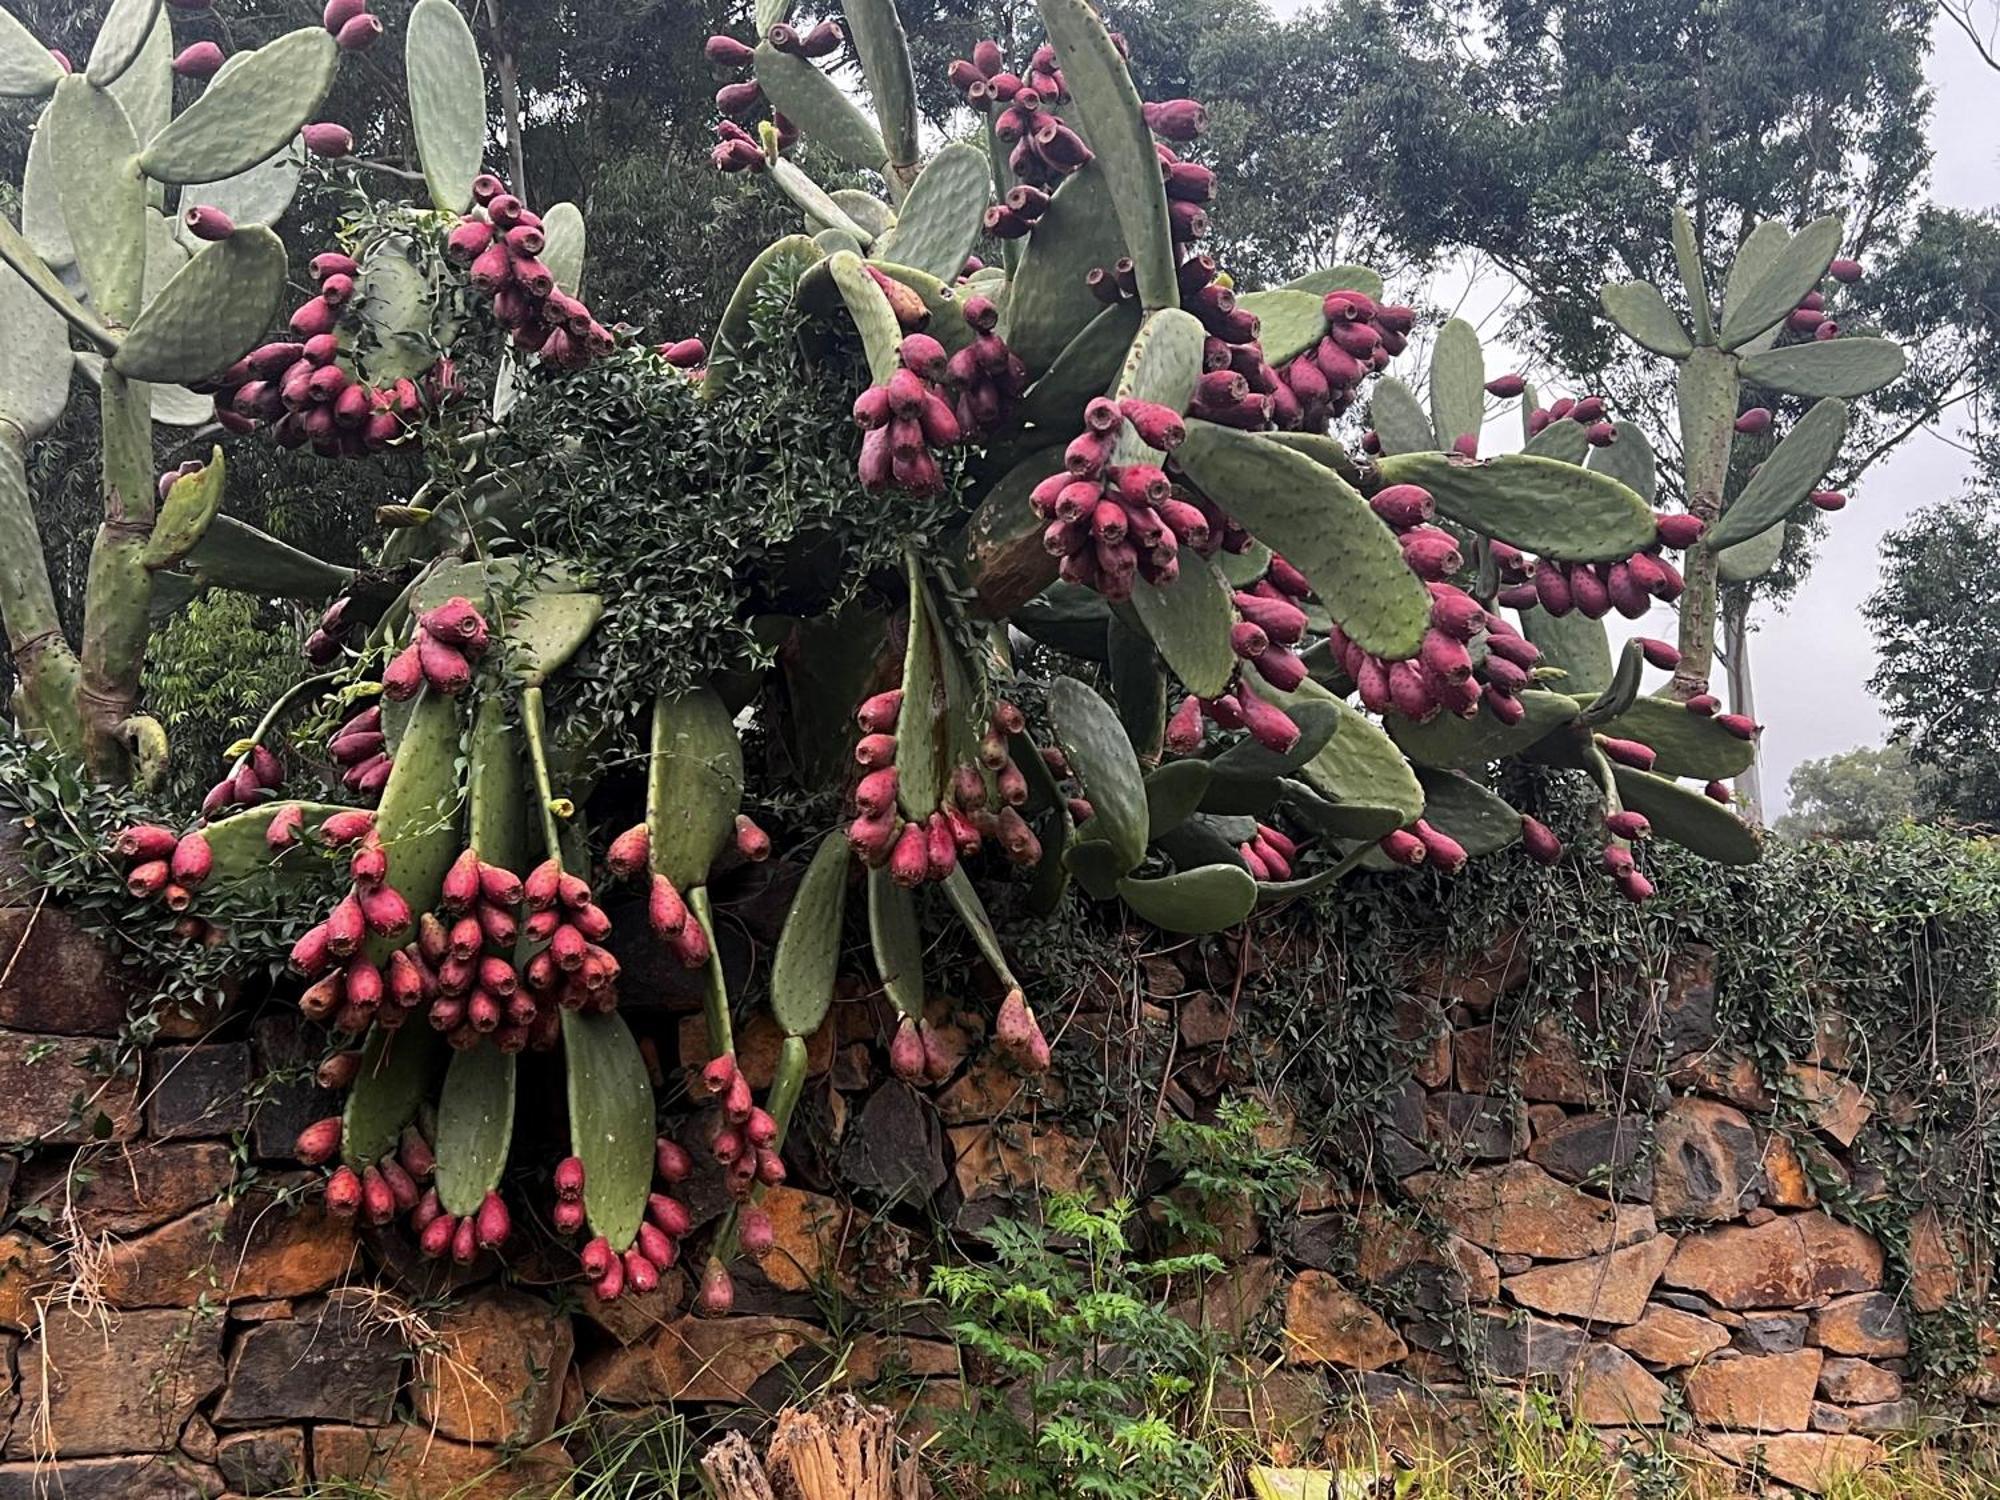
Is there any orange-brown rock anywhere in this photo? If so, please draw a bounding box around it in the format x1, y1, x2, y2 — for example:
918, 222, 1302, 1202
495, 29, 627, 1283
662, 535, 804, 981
679, 1008, 832, 1089
947, 1123, 1106, 1205
1404, 1162, 1654, 1258
750, 1187, 853, 1294
1702, 1432, 1882, 1493
1283, 1270, 1407, 1370
0, 1231, 56, 1331
1812, 1292, 1908, 1358
0, 1029, 140, 1145
1349, 1206, 1499, 1304
579, 1271, 686, 1346
1611, 1304, 1731, 1368
1570, 1342, 1669, 1425
935, 1051, 1065, 1124
1684, 1348, 1823, 1432
1907, 1206, 1971, 1313
1788, 1065, 1873, 1147
1759, 1132, 1817, 1209
1501, 1234, 1676, 1325
96, 1194, 355, 1308
25, 1141, 237, 1236
582, 1315, 825, 1403
1662, 1211, 1881, 1311
413, 1286, 574, 1446
1651, 1099, 1758, 1220
1453, 1017, 1595, 1104
9, 1306, 224, 1458
843, 1335, 958, 1383
1175, 1256, 1284, 1339
1178, 993, 1236, 1051
313, 1424, 572, 1499
1818, 1356, 1901, 1405
0, 907, 143, 1035
1669, 1050, 1772, 1111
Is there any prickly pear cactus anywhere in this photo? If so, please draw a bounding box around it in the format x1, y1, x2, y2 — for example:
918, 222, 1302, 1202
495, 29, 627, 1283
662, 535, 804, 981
36, 0, 1914, 1316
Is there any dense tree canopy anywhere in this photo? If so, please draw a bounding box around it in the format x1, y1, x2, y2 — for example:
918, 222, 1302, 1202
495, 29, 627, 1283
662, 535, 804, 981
1774, 742, 1922, 839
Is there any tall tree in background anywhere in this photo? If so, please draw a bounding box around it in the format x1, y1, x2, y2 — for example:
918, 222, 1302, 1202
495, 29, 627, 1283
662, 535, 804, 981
1773, 743, 1922, 839
1866, 491, 2000, 824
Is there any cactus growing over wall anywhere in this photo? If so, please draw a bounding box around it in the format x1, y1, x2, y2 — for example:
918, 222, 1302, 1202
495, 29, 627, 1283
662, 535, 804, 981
0, 0, 1907, 1310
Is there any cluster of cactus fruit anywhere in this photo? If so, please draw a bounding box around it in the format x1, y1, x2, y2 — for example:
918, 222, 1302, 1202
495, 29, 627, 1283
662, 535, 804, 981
0, 0, 1911, 1311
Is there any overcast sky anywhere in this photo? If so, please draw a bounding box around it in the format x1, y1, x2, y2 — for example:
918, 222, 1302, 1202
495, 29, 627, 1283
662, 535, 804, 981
1254, 6, 1992, 812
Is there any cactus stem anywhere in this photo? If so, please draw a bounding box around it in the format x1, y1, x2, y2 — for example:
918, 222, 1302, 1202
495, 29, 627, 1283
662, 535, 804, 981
519, 684, 566, 861
690, 886, 733, 1062
1671, 348, 1739, 697
78, 370, 158, 782
0, 424, 86, 756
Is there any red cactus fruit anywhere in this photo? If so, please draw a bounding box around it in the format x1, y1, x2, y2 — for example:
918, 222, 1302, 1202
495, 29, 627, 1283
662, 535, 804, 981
621, 1248, 658, 1295
552, 1198, 586, 1235
671, 918, 710, 968
358, 883, 411, 937
450, 1214, 478, 1264
607, 824, 650, 879
316, 1051, 363, 1090
1519, 816, 1563, 865
335, 11, 382, 49
295, 1116, 343, 1165
1617, 869, 1655, 903
302, 122, 354, 157
1715, 713, 1759, 740
1605, 810, 1652, 840
1704, 780, 1732, 803
418, 1212, 457, 1259
655, 1137, 693, 1184
381, 643, 424, 701
889, 1014, 927, 1082
474, 1190, 510, 1249
324, 1165, 362, 1218
739, 1207, 776, 1255
125, 859, 171, 900
554, 1156, 585, 1201
114, 824, 178, 863
1809, 489, 1846, 511
696, 1259, 735, 1317
378, 1156, 419, 1213
1378, 828, 1426, 867
1596, 736, 1657, 771
1413, 820, 1468, 874
398, 1125, 436, 1180
168, 832, 213, 889
1733, 407, 1773, 436
1484, 373, 1527, 398
524, 858, 562, 911
732, 815, 771, 862
1829, 257, 1862, 284
579, 1236, 616, 1282
416, 634, 472, 695
181, 203, 235, 245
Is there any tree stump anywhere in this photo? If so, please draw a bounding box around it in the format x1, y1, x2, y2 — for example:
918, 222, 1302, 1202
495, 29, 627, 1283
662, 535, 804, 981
699, 1397, 926, 1500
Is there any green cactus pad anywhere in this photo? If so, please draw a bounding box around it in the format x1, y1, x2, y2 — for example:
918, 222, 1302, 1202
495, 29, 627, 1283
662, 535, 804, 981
1049, 675, 1148, 873
940, 866, 1019, 991
1522, 609, 1613, 698
826, 250, 903, 384
1106, 614, 1166, 761
107, 5, 169, 151
171, 515, 353, 599
1387, 688, 1578, 771
841, 0, 920, 184
196, 798, 351, 881
1612, 765, 1761, 864
1373, 451, 1659, 562
1131, 552, 1237, 699
538, 202, 585, 296
1718, 520, 1786, 583
1282, 265, 1384, 300
1676, 346, 1738, 512
114, 226, 287, 384
349, 243, 436, 385
506, 592, 604, 688
1592, 695, 1756, 779
0, 241, 72, 439
1255, 671, 1424, 828
1208, 698, 1341, 783
1585, 420, 1657, 502
707, 234, 820, 397
405, 0, 486, 212
1036, 0, 1176, 311
1004, 163, 1127, 375
1277, 780, 1402, 842
770, 829, 850, 1038
1236, 289, 1325, 365
832, 189, 896, 240
466, 695, 527, 872
755, 44, 888, 171
175, 141, 305, 252
0, 6, 61, 97
1116, 865, 1256, 935
773, 159, 871, 245
1705, 397, 1847, 549
757, 0, 795, 30
1415, 768, 1522, 856
1019, 302, 1143, 427
22, 113, 73, 270
1009, 582, 1109, 661
872, 142, 989, 281
1521, 418, 1590, 464
814, 227, 867, 261
562, 1009, 655, 1253
1429, 317, 1485, 450
865, 262, 975, 352
1368, 377, 1435, 456
1738, 338, 1905, 400
434, 1042, 518, 1217
141, 446, 223, 568
340, 1027, 445, 1170
1670, 206, 1714, 345
84, 0, 159, 87
1718, 214, 1841, 351
48, 76, 146, 323
1144, 758, 1212, 839
1721, 219, 1790, 357
1028, 802, 1073, 915
1177, 422, 1433, 659
867, 866, 924, 1022
1599, 281, 1693, 358
1263, 431, 1364, 489
1581, 637, 1647, 724
1152, 812, 1241, 872
1196, 772, 1280, 819
893, 563, 946, 818
139, 28, 337, 185
362, 688, 465, 964
645, 687, 745, 893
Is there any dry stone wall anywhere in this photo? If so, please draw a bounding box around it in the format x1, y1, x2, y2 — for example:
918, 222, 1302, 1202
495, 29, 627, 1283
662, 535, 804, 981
0, 879, 1987, 1498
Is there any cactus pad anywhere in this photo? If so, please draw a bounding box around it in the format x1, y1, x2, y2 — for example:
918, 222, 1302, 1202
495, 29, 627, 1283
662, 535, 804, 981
115, 226, 288, 384
867, 866, 924, 1022
1718, 214, 1840, 351
645, 687, 745, 894
174, 141, 306, 252
1612, 765, 1761, 864
48, 76, 146, 324
435, 1042, 518, 1216
1004, 162, 1127, 375
1429, 317, 1485, 451
1144, 758, 1212, 839
0, 6, 61, 98
841, 0, 920, 184
1387, 687, 1578, 770
141, 447, 224, 568
540, 202, 586, 295
873, 142, 989, 281
755, 44, 889, 172
770, 829, 849, 1038
1116, 865, 1257, 934
1592, 696, 1756, 779
562, 1010, 655, 1252
1019, 303, 1143, 426
1599, 281, 1692, 358
1373, 451, 1658, 562
1414, 768, 1522, 856
1738, 339, 1905, 400
1049, 675, 1148, 872
341, 1027, 445, 1169
1706, 397, 1847, 549
1236, 289, 1325, 365
84, 0, 160, 88
405, 0, 486, 212
140, 28, 338, 185
1368, 377, 1435, 457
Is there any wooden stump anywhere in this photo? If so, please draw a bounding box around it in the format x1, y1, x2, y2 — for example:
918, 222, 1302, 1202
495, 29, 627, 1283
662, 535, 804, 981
700, 1397, 926, 1500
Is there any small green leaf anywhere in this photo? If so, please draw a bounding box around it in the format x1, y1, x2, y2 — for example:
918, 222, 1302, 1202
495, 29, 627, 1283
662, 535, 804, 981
1719, 214, 1841, 350
1738, 339, 1905, 400
563, 1010, 655, 1252
705, 234, 822, 397
1429, 317, 1485, 450
1049, 676, 1148, 872
1706, 398, 1847, 549
1116, 865, 1256, 934
1176, 421, 1432, 659
435, 1042, 517, 1217
770, 830, 850, 1038
1599, 281, 1692, 358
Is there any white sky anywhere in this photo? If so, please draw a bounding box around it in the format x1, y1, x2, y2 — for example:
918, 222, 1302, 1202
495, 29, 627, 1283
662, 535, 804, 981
1256, 5, 1993, 812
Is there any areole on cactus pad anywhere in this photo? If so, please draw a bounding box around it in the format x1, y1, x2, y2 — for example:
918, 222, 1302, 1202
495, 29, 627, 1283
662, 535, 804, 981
0, 0, 1910, 1312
